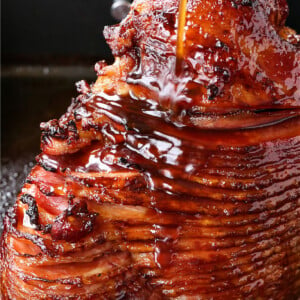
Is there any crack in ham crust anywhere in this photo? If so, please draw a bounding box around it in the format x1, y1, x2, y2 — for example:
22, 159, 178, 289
1, 0, 300, 299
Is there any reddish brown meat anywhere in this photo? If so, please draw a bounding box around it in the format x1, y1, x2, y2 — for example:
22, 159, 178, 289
1, 0, 300, 299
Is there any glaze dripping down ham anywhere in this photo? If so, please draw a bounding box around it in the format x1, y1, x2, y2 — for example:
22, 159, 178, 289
1, 0, 300, 299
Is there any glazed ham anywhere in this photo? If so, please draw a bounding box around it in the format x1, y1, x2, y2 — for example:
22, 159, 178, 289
1, 0, 300, 299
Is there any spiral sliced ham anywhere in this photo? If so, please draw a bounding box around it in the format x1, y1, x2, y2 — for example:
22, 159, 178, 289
1, 0, 300, 299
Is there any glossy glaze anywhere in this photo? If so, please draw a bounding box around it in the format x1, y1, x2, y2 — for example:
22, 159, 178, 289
99, 0, 299, 112
1, 0, 300, 299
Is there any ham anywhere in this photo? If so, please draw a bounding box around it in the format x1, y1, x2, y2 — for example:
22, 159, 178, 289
1, 0, 299, 298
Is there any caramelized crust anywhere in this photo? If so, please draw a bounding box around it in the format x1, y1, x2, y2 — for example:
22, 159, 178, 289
95, 0, 299, 112
1, 0, 300, 299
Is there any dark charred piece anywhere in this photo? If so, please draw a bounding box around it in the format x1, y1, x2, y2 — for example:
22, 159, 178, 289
51, 201, 98, 242
1, 0, 299, 299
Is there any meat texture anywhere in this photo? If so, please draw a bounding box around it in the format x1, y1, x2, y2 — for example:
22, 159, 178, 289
1, 0, 300, 299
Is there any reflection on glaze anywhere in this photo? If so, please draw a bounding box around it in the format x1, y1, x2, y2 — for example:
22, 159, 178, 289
1, 0, 300, 298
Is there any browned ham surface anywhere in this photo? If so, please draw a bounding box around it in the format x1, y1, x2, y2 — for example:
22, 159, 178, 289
1, 0, 300, 299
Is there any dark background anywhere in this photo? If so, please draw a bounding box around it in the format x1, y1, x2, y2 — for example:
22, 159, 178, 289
2, 0, 116, 65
